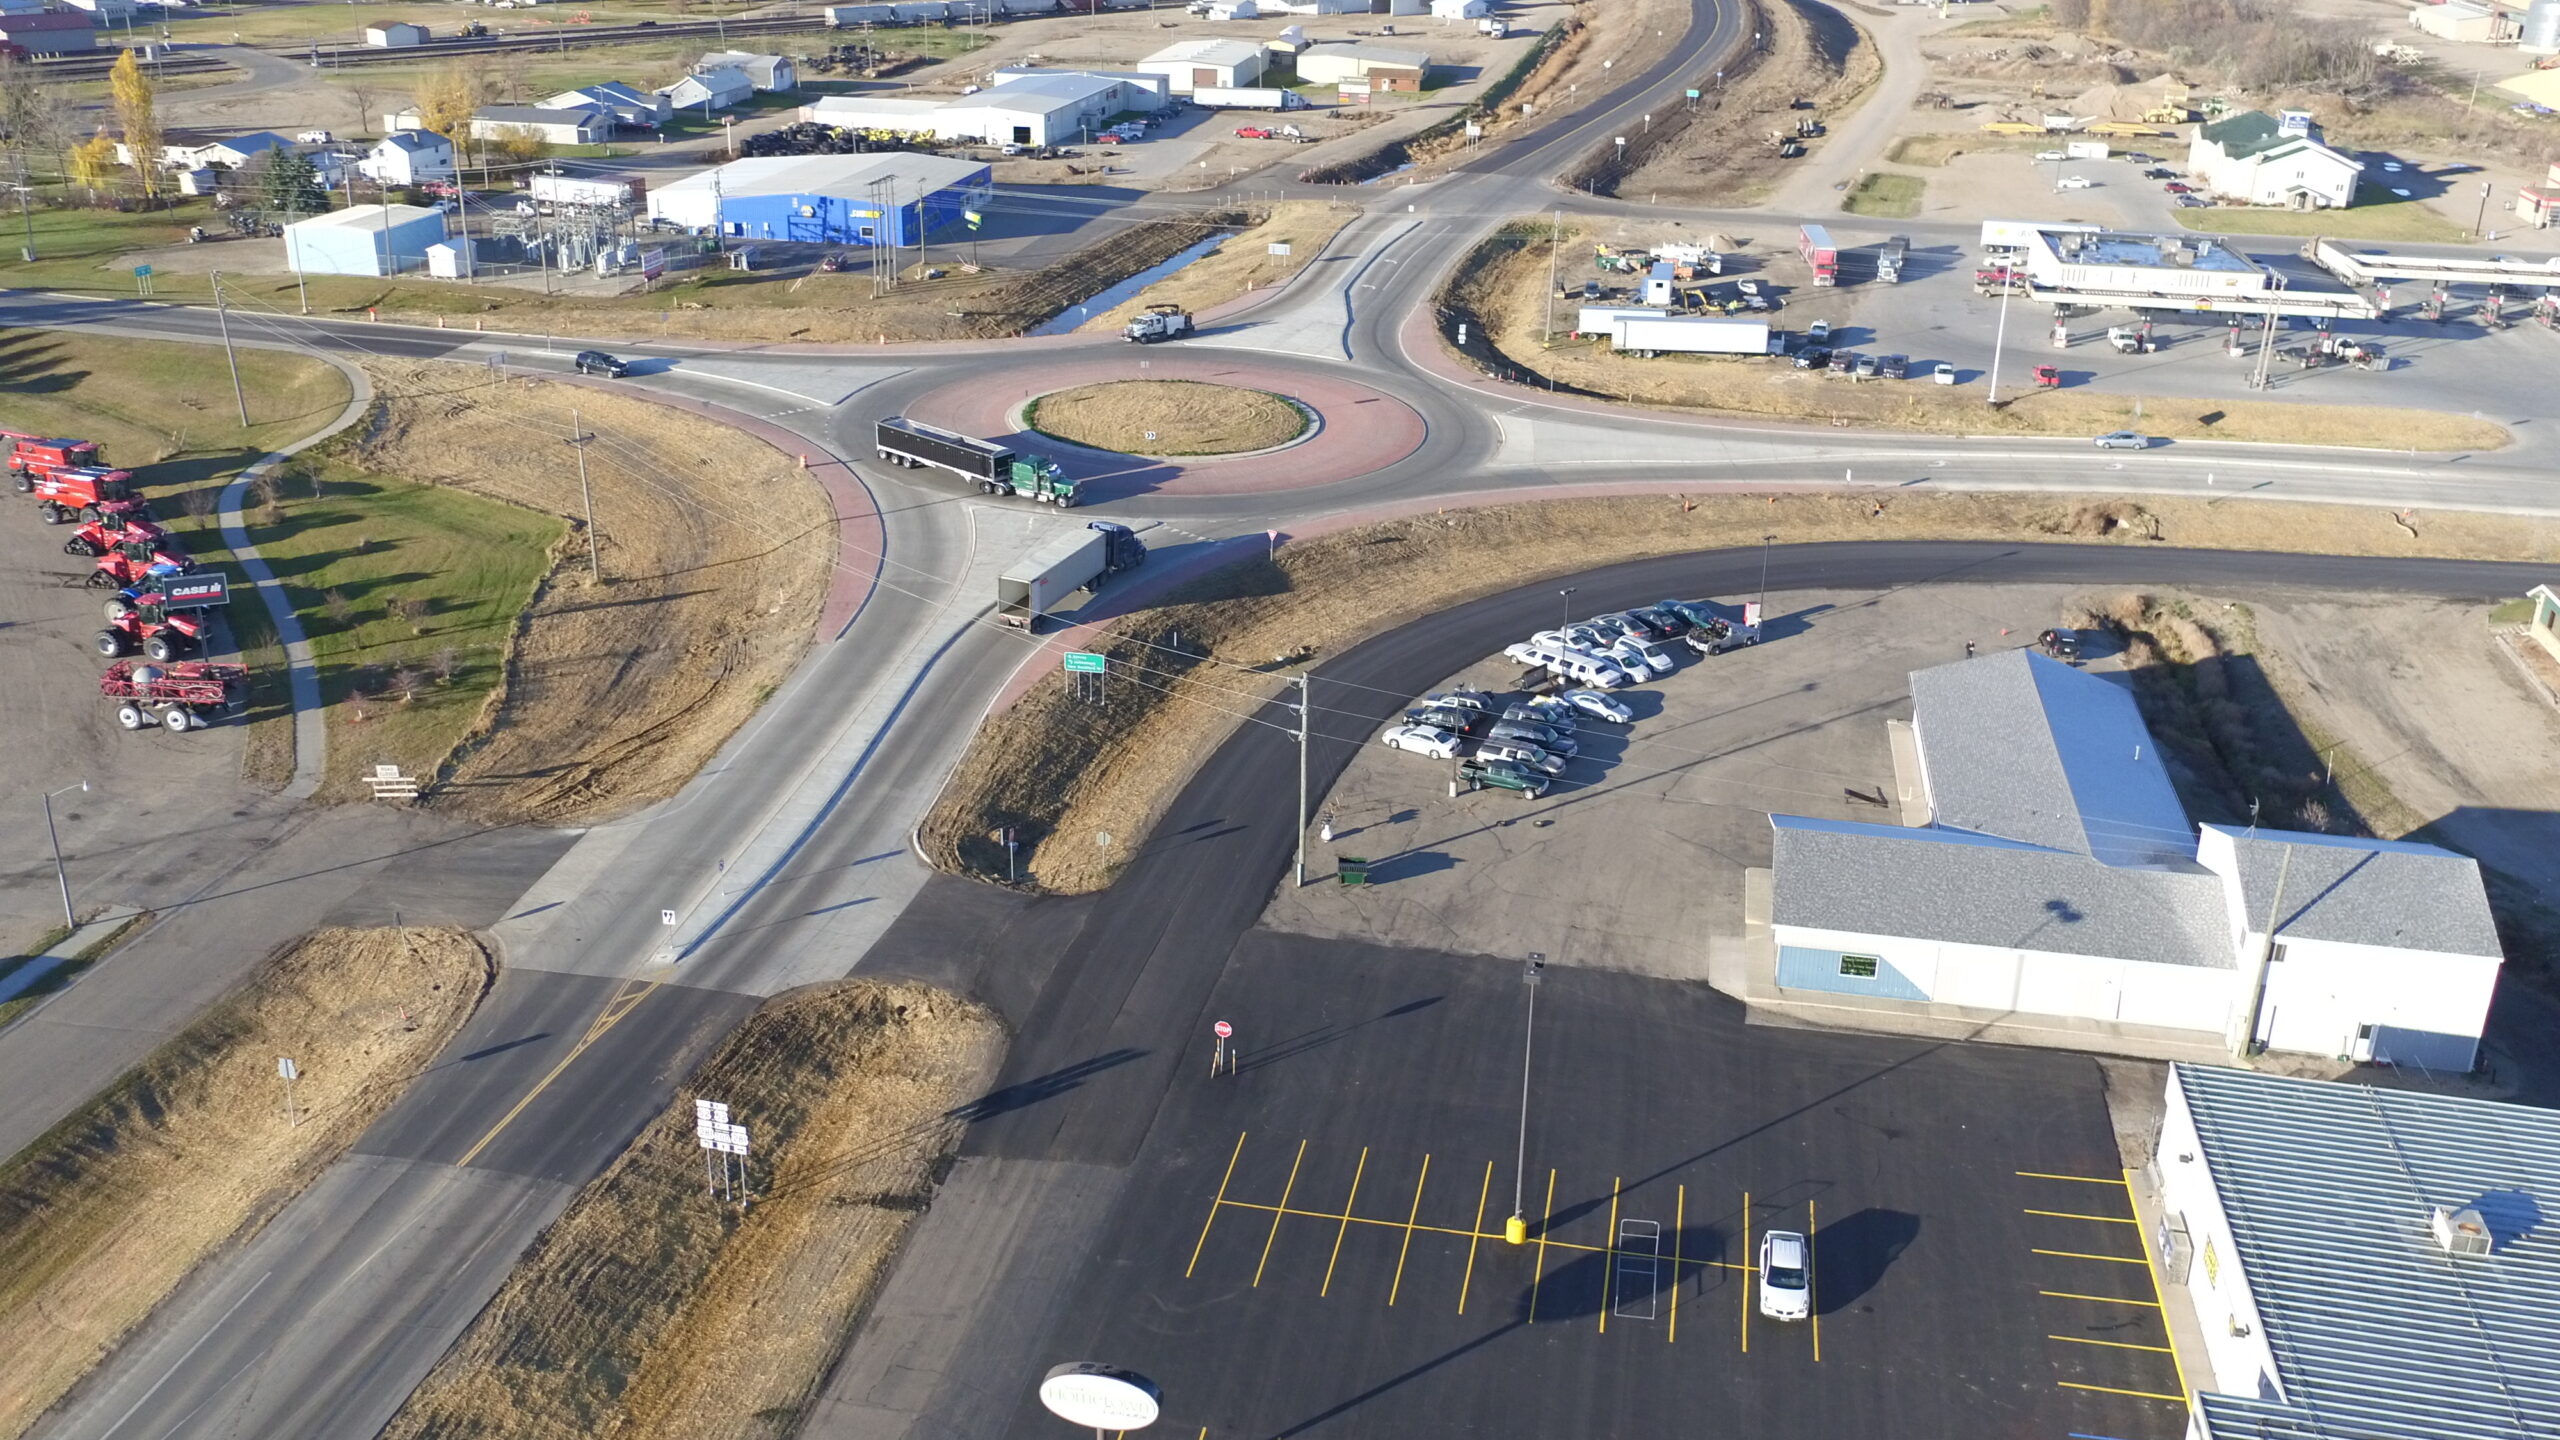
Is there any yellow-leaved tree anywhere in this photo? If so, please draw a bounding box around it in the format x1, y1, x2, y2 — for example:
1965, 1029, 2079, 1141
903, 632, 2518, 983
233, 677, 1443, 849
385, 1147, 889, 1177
65, 131, 118, 198
413, 64, 482, 156
107, 49, 159, 201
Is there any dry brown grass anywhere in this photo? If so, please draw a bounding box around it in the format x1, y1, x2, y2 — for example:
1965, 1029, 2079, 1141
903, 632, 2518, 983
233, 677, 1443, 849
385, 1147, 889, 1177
0, 927, 488, 1438
1883, 131, 2047, 166
352, 362, 836, 825
919, 491, 2560, 894
1459, 219, 2513, 452
1616, 0, 1876, 205
1029, 381, 1307, 457
380, 982, 1001, 1440
1078, 201, 1362, 334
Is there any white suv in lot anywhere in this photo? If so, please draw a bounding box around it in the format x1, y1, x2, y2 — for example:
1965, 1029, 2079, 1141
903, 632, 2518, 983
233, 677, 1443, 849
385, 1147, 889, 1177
1758, 1230, 1811, 1321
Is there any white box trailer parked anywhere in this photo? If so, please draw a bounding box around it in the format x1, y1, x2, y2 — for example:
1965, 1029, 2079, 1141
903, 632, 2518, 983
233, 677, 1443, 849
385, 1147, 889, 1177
826, 3, 898, 22
529, 173, 635, 206
1611, 316, 1776, 357
2064, 140, 2109, 160
1576, 304, 1661, 336
1192, 85, 1308, 109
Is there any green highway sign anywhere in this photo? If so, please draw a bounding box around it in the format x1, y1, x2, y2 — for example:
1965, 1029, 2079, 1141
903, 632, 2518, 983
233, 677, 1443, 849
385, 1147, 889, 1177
1063, 651, 1106, 674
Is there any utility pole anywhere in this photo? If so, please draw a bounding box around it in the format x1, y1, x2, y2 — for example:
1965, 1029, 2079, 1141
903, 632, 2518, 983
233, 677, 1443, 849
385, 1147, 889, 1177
2231, 843, 2294, 1059
1505, 953, 1544, 1245
1294, 671, 1310, 887
210, 272, 249, 428
568, 408, 600, 581
42, 780, 87, 931
1758, 534, 1773, 624
1543, 207, 1560, 343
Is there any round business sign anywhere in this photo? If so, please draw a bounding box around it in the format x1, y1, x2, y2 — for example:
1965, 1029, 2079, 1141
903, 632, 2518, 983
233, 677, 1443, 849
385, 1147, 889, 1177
1039, 1363, 1160, 1431
1214, 1021, 1233, 1039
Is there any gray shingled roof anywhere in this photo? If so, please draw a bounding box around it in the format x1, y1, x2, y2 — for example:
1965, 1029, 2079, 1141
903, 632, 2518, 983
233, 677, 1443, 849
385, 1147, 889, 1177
2206, 825, 2501, 958
2178, 1064, 2560, 1440
1770, 815, 2231, 967
1911, 650, 2196, 867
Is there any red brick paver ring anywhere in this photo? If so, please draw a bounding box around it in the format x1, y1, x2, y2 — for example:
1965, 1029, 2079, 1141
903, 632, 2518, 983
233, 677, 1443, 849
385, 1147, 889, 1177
903, 357, 1424, 503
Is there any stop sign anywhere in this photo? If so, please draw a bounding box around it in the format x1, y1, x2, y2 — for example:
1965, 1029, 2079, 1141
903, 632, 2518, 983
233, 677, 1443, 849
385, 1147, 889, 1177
1213, 1021, 1233, 1039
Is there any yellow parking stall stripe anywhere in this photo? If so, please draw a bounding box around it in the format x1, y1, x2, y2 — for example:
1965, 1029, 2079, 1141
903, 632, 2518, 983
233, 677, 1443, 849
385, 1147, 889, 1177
1251, 1139, 1308, 1289
1387, 1154, 1430, 1307
2026, 1209, 2139, 1224
1597, 1176, 1622, 1335
1320, 1147, 1369, 1298
2059, 1381, 2189, 1403
1187, 1132, 1248, 1279
2033, 1248, 2149, 1264
1457, 1160, 1492, 1315
1527, 1169, 1557, 1322
2017, 1170, 2131, 1185
1808, 1198, 1820, 1363
2041, 1290, 2162, 1307
1667, 1184, 1685, 1345
1212, 1193, 1754, 1267
2127, 1165, 2195, 1407
1739, 1190, 1750, 1354
2048, 1334, 2174, 1353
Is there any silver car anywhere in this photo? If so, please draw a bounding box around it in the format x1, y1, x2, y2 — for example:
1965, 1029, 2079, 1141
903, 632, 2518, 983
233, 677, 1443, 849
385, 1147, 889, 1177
2093, 430, 2149, 450
1476, 740, 1566, 776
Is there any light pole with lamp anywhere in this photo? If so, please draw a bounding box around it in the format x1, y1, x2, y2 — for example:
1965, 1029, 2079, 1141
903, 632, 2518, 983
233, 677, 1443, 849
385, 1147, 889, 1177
1505, 953, 1545, 1245
43, 780, 88, 931
1758, 534, 1773, 626
2473, 181, 2493, 240
1986, 271, 2014, 404
1557, 587, 1577, 631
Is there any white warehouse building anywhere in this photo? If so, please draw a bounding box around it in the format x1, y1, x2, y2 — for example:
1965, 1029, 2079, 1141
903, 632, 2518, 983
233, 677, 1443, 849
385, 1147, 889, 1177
1137, 37, 1267, 93
2157, 1063, 2560, 1440
1768, 649, 2501, 1069
2186, 108, 2363, 211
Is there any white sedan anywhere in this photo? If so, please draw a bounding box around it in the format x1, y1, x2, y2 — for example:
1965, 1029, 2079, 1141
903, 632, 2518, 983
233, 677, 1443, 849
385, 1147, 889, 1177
2034, 150, 2067, 162
1380, 724, 1462, 759
1560, 689, 1633, 724
2056, 175, 2093, 189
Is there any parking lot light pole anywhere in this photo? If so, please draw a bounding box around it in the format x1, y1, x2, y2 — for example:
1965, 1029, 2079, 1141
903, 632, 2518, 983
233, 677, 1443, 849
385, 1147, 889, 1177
1557, 587, 1576, 631
2474, 181, 2493, 240
1758, 535, 1773, 625
1294, 672, 1310, 887
1506, 953, 1544, 1245
43, 780, 88, 931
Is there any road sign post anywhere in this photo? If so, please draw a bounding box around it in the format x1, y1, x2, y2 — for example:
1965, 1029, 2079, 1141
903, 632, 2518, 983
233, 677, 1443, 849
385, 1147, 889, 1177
1065, 650, 1105, 706
1211, 1020, 1234, 1076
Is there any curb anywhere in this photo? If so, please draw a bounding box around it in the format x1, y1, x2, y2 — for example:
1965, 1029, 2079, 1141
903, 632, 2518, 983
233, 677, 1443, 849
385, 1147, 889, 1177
219, 354, 375, 803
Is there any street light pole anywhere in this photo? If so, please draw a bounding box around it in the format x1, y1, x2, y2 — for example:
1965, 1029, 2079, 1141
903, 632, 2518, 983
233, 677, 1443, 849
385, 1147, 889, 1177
1987, 277, 2014, 404
1505, 953, 1544, 1245
1294, 671, 1310, 888
2474, 181, 2493, 239
43, 780, 88, 932
1557, 587, 1576, 631
1758, 535, 1773, 625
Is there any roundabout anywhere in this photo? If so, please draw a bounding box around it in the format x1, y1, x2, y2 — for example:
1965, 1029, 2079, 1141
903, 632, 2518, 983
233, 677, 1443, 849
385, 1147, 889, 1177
1024, 380, 1312, 459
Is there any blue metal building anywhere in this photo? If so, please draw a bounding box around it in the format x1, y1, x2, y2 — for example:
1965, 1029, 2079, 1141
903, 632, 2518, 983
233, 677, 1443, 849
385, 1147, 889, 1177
645, 155, 993, 247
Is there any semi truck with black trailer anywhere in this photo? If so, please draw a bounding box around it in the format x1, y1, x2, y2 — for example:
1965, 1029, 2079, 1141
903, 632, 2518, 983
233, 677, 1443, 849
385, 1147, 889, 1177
875, 417, 1079, 505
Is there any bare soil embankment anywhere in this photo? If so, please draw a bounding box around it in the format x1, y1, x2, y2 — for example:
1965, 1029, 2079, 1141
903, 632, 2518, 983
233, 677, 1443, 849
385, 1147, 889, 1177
0, 926, 489, 1439
380, 982, 1001, 1440
918, 493, 2560, 895
353, 362, 837, 825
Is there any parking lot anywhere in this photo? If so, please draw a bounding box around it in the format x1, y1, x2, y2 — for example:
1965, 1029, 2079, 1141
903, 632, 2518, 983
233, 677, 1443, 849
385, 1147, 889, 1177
1016, 934, 2184, 1440
1266, 581, 2109, 981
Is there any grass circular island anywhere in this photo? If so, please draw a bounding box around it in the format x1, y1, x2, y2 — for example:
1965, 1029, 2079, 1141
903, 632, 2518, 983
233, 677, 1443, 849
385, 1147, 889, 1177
1026, 380, 1309, 457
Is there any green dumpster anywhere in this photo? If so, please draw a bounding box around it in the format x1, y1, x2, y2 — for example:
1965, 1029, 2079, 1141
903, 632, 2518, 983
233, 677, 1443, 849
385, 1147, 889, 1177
1338, 857, 1370, 886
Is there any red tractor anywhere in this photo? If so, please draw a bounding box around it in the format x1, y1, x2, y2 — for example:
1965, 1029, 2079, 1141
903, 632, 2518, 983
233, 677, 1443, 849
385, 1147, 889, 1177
96, 589, 211, 662
6, 431, 104, 477
91, 535, 196, 591
100, 659, 248, 733
62, 501, 165, 557
24, 464, 146, 525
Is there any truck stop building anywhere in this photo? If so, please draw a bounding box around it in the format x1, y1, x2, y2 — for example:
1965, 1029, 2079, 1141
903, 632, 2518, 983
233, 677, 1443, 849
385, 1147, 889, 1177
645, 154, 991, 245
1767, 650, 2501, 1067
2158, 1063, 2560, 1440
282, 204, 446, 276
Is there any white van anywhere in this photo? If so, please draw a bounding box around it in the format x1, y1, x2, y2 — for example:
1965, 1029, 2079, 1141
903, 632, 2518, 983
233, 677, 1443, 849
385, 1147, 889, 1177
1506, 640, 1631, 689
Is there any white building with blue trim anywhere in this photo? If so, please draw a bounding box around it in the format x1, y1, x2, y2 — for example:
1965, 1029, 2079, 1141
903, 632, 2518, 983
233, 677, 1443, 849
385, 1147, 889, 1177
1768, 649, 2501, 1069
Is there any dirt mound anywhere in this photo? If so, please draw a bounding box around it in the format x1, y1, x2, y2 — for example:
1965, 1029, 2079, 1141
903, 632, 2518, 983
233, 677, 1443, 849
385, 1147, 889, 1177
352, 363, 836, 825
0, 926, 488, 1437
1030, 380, 1307, 457
380, 982, 1001, 1440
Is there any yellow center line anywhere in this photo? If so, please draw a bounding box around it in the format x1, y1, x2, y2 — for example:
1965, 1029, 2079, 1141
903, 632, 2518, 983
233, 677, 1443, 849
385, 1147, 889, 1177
2048, 1334, 2175, 1353
2033, 1248, 2149, 1265
2041, 1290, 2162, 1307
1387, 1154, 1429, 1307
1320, 1147, 1369, 1298
2017, 1170, 2131, 1185
1808, 1198, 1820, 1363
455, 975, 663, 1170
1527, 1169, 1556, 1322
1187, 1131, 1249, 1278
2059, 1381, 2189, 1403
1739, 1190, 1750, 1355
2026, 1209, 2139, 1224
1667, 1183, 1684, 1346
1597, 1175, 1621, 1335
1251, 1139, 1307, 1289
1457, 1160, 1492, 1315
2127, 1165, 2195, 1408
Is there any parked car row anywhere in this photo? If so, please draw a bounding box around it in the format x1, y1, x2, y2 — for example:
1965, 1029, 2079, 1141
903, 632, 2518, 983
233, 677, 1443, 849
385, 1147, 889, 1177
1376, 600, 1760, 799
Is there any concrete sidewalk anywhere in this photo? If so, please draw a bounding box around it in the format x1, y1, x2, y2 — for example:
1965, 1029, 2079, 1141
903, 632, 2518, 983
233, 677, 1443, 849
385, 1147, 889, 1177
0, 907, 143, 1017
